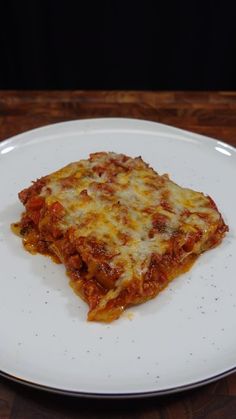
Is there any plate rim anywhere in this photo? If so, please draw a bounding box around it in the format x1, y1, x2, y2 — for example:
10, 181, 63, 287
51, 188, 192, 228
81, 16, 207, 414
0, 117, 235, 154
1, 366, 235, 399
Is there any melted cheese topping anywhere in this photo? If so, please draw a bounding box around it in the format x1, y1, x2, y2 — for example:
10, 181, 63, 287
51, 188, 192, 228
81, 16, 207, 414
37, 152, 222, 310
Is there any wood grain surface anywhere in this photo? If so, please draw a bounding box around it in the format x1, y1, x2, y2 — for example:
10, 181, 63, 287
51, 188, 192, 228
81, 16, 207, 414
0, 91, 235, 419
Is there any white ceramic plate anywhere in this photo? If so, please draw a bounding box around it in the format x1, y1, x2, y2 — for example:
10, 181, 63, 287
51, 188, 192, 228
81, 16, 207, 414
0, 118, 235, 398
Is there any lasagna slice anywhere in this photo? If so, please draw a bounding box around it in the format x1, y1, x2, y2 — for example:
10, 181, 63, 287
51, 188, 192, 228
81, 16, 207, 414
12, 152, 228, 322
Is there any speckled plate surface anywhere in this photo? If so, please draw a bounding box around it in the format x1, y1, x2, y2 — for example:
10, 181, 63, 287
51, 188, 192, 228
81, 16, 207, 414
0, 118, 235, 398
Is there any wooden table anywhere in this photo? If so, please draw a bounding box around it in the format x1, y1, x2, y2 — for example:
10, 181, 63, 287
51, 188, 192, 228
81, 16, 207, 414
0, 91, 236, 418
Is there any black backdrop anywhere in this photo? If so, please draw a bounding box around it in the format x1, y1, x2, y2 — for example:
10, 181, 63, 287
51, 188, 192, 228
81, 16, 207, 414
1, 1, 236, 90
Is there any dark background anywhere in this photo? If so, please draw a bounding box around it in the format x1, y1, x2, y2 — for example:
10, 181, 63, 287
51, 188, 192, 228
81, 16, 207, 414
1, 1, 236, 90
